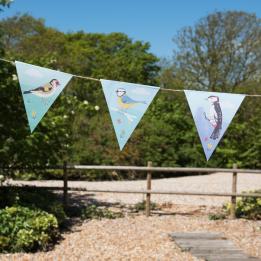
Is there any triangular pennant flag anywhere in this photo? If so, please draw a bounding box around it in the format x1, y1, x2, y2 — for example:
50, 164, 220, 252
184, 90, 245, 160
101, 79, 159, 150
15, 61, 73, 132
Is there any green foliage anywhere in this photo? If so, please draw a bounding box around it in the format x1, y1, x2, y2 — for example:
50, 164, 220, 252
0, 206, 59, 253
0, 14, 159, 178
208, 213, 227, 220
173, 11, 261, 91
0, 12, 261, 180
81, 205, 123, 220
225, 189, 261, 220
0, 187, 66, 225
133, 200, 158, 212
0, 0, 12, 11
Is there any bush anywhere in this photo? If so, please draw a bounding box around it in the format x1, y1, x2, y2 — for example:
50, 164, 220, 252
208, 213, 226, 220
225, 189, 261, 220
0, 187, 66, 225
133, 200, 158, 212
0, 206, 59, 253
81, 205, 123, 220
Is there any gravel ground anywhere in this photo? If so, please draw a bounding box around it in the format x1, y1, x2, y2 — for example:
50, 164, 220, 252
7, 172, 261, 206
1, 172, 261, 261
0, 212, 260, 261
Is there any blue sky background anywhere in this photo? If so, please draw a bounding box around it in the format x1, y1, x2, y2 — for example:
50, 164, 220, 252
1, 0, 261, 58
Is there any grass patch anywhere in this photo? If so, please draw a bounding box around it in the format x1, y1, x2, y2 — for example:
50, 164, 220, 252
208, 213, 227, 220
132, 200, 159, 212
81, 204, 124, 220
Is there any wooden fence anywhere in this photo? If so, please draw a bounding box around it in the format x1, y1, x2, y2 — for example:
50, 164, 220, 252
2, 162, 261, 218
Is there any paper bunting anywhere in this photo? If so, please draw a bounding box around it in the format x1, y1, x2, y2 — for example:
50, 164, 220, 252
15, 61, 73, 132
13, 58, 251, 159
184, 90, 245, 160
101, 79, 159, 150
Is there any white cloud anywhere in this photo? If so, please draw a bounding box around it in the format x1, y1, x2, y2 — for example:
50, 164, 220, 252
25, 68, 44, 78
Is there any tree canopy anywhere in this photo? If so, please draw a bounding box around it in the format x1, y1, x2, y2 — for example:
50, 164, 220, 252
173, 11, 261, 92
0, 11, 261, 179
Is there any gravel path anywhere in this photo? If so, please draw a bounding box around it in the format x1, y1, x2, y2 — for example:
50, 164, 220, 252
1, 172, 260, 260
8, 172, 261, 206
1, 213, 260, 261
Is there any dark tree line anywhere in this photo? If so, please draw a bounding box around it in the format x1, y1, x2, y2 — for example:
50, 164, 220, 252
0, 10, 261, 180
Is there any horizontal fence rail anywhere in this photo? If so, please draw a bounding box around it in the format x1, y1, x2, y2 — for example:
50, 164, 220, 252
5, 185, 261, 198
69, 165, 261, 174
1, 163, 261, 218
2, 165, 261, 174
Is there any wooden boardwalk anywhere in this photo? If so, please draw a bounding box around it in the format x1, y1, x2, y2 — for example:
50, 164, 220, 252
171, 232, 261, 261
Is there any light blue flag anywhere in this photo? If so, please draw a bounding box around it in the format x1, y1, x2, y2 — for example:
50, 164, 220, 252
15, 61, 73, 132
184, 90, 245, 160
101, 79, 160, 150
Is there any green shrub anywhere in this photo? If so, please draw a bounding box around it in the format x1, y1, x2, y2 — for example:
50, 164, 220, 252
81, 205, 123, 220
0, 206, 59, 253
133, 200, 158, 212
0, 187, 66, 225
208, 213, 227, 220
225, 189, 261, 220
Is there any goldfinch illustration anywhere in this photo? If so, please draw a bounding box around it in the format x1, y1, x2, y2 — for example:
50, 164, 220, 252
23, 79, 60, 98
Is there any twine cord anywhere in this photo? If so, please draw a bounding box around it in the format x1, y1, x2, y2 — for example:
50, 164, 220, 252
1, 58, 261, 97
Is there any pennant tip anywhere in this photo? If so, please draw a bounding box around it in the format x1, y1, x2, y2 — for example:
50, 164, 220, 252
205, 155, 211, 161
29, 125, 36, 133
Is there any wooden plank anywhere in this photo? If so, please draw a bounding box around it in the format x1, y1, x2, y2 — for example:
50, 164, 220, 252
63, 161, 68, 210
146, 161, 152, 217
71, 165, 261, 174
196, 255, 258, 261
6, 185, 261, 198
191, 250, 247, 255
211, 259, 260, 261
3, 164, 261, 174
175, 239, 237, 246
230, 164, 238, 219
195, 253, 251, 256
171, 232, 222, 239
171, 232, 261, 261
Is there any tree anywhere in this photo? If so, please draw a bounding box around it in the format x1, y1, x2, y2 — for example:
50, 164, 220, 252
0, 0, 12, 11
173, 11, 261, 92
163, 11, 261, 169
0, 14, 160, 174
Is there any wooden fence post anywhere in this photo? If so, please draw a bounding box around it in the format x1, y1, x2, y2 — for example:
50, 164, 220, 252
230, 163, 238, 219
63, 161, 68, 210
146, 161, 152, 217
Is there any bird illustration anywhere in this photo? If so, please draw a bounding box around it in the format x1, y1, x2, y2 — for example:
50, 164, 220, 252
204, 95, 222, 140
23, 79, 60, 98
116, 88, 147, 109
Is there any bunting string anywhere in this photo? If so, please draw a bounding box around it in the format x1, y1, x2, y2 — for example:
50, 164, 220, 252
1, 57, 261, 97
1, 57, 261, 160
73, 74, 100, 82
0, 57, 15, 65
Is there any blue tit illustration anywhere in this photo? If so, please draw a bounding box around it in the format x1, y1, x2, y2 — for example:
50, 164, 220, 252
204, 95, 222, 140
116, 88, 147, 109
23, 79, 60, 98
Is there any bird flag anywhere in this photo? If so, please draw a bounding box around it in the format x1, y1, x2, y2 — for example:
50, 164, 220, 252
184, 90, 245, 160
15, 61, 73, 132
101, 79, 160, 150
